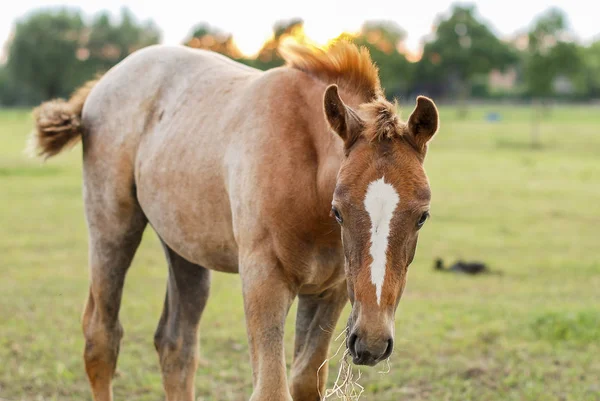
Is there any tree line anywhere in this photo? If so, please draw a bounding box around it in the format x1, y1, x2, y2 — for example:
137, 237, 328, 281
1, 5, 599, 107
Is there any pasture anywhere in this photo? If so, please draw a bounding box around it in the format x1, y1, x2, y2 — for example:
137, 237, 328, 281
1, 105, 599, 401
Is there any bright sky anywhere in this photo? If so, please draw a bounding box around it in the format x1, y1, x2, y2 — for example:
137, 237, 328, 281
1, 0, 598, 59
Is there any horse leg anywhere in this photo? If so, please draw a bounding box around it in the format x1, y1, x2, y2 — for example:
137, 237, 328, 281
240, 253, 296, 401
81, 192, 147, 401
154, 241, 211, 401
290, 282, 348, 401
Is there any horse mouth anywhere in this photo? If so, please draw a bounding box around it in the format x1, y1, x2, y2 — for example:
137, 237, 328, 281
347, 334, 393, 366
345, 318, 394, 367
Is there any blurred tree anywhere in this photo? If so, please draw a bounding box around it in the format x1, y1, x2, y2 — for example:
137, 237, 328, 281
185, 19, 302, 70
524, 8, 582, 146
354, 21, 413, 99
6, 9, 87, 101
247, 18, 303, 70
185, 23, 243, 59
525, 8, 581, 98
0, 65, 43, 106
417, 5, 517, 117
3, 7, 160, 105
581, 41, 600, 99
86, 8, 161, 73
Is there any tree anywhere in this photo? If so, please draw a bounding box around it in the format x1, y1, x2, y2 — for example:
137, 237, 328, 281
0, 65, 43, 106
581, 41, 600, 99
185, 19, 303, 71
248, 18, 303, 70
354, 21, 413, 99
86, 8, 161, 74
525, 8, 581, 98
185, 23, 243, 60
418, 5, 517, 116
7, 9, 87, 101
524, 8, 582, 146
3, 7, 160, 105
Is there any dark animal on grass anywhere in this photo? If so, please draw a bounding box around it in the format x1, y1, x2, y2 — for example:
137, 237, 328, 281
30, 41, 440, 401
434, 258, 491, 275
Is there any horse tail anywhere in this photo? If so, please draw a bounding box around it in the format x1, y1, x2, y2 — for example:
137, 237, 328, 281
28, 78, 99, 159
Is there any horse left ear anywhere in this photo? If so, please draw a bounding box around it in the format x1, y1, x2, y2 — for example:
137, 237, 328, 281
405, 96, 439, 153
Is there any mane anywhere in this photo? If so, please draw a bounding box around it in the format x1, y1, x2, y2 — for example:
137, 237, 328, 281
359, 98, 405, 143
280, 40, 406, 143
279, 40, 383, 100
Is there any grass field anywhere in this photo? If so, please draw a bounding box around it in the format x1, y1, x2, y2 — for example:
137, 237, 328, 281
1, 105, 599, 401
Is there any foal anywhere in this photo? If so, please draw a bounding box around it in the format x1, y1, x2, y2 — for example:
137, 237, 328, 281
31, 41, 439, 401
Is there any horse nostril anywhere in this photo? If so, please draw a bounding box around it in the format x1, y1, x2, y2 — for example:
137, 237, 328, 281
348, 332, 358, 356
382, 338, 394, 360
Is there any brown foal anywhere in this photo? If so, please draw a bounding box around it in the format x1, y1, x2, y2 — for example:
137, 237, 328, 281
31, 40, 439, 401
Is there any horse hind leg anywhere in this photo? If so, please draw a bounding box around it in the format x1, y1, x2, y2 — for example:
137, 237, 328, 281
81, 178, 147, 401
154, 240, 211, 401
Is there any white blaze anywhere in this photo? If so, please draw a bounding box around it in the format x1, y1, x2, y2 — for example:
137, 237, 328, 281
364, 177, 400, 305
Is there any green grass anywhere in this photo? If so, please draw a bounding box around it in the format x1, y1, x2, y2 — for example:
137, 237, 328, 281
1, 104, 599, 401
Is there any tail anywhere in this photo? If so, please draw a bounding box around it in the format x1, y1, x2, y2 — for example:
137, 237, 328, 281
28, 79, 99, 159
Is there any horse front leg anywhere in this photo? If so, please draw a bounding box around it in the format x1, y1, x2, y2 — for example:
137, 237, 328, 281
240, 252, 296, 401
290, 282, 348, 401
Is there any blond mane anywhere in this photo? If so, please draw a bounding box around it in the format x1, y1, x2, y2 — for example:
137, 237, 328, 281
359, 98, 405, 143
279, 40, 383, 101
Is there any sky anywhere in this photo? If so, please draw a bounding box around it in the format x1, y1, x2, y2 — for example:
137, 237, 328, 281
1, 0, 599, 59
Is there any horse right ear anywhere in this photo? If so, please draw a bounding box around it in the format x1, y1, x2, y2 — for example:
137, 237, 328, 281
323, 85, 363, 149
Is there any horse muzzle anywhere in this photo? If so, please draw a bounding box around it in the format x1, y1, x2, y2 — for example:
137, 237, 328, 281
346, 327, 394, 366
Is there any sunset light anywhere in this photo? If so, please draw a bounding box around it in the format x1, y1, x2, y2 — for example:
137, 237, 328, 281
230, 27, 272, 57
230, 20, 361, 58
302, 20, 360, 46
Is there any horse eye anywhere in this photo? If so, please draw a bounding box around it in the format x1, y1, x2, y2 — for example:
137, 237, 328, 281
417, 211, 429, 228
332, 207, 343, 224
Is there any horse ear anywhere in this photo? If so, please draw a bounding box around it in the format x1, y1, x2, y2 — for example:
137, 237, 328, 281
323, 84, 363, 149
405, 96, 439, 153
